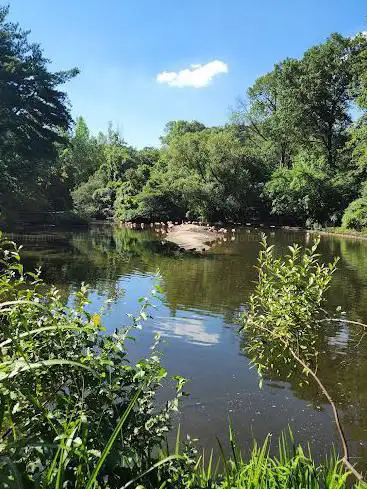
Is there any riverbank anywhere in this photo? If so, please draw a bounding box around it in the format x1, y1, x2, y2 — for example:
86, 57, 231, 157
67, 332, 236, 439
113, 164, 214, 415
165, 223, 225, 251
165, 224, 367, 251
310, 227, 367, 241
0, 210, 88, 232
122, 220, 367, 249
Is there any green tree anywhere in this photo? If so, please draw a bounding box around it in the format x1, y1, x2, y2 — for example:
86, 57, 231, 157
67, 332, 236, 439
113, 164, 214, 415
167, 126, 268, 221
281, 34, 363, 168
72, 125, 146, 220
234, 67, 296, 167
265, 154, 336, 226
347, 33, 367, 173
113, 151, 159, 221
61, 116, 103, 188
72, 169, 109, 219
160, 120, 206, 145
0, 5, 78, 220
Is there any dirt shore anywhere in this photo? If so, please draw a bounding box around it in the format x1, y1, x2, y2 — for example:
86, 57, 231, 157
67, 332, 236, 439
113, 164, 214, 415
309, 228, 367, 241
165, 224, 222, 251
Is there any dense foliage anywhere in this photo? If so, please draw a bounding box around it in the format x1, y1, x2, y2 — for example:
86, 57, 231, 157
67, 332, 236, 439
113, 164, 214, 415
1, 5, 367, 229
342, 182, 367, 230
0, 6, 78, 223
0, 231, 187, 487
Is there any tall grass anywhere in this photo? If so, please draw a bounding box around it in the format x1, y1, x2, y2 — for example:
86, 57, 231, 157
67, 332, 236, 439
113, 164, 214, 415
157, 428, 365, 489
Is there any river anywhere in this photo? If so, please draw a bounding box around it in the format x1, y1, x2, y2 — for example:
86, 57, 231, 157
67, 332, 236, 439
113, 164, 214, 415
10, 224, 367, 469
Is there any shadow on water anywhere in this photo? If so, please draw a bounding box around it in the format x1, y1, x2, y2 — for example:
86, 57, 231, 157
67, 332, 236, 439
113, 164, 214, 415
11, 224, 367, 471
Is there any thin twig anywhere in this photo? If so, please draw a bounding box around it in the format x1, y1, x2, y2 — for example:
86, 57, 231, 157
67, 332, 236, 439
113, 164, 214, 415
355, 332, 367, 349
245, 321, 365, 482
319, 318, 367, 330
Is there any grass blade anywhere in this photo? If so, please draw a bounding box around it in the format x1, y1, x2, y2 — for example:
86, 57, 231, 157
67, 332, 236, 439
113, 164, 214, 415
121, 455, 179, 489
85, 389, 141, 489
217, 437, 231, 487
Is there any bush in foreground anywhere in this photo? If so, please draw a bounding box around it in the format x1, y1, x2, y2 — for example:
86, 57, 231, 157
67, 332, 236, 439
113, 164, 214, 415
0, 232, 185, 487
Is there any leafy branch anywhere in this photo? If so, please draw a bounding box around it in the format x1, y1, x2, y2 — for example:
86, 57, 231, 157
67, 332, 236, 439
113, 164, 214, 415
240, 235, 366, 482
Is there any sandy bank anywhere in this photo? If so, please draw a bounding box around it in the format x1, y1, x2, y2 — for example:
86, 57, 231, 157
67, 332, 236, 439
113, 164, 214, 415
165, 224, 222, 251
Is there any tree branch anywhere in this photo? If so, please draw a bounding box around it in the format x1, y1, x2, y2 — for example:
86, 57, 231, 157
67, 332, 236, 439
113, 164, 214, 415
319, 318, 367, 330
243, 321, 365, 482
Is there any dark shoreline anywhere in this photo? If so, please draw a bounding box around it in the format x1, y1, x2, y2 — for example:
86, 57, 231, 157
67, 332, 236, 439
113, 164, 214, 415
3, 218, 367, 243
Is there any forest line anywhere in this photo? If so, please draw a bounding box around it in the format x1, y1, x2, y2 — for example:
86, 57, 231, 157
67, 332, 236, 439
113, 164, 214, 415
1, 6, 367, 231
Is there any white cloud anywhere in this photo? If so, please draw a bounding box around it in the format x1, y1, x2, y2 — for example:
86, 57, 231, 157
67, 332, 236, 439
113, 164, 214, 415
155, 316, 220, 346
156, 60, 228, 88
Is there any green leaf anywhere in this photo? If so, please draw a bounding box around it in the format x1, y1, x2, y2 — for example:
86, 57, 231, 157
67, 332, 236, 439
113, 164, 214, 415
1, 359, 93, 380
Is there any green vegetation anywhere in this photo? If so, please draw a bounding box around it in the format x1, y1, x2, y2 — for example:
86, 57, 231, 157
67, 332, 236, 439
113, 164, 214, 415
241, 236, 366, 481
315, 227, 367, 238
1, 233, 366, 487
0, 231, 187, 487
342, 183, 367, 230
1, 6, 367, 230
1, 5, 367, 487
0, 6, 78, 224
241, 236, 338, 381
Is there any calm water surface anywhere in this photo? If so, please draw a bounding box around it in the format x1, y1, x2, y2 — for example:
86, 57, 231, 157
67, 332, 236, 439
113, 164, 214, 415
11, 224, 367, 469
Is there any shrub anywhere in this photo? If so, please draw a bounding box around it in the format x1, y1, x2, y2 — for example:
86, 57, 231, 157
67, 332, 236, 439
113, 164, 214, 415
240, 235, 338, 380
342, 195, 367, 230
239, 236, 366, 482
0, 232, 185, 488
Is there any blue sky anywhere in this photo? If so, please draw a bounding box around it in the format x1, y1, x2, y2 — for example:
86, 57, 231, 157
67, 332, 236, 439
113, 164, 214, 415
7, 0, 367, 148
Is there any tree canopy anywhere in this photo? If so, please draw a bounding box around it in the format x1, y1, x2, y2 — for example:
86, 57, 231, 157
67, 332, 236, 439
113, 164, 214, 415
0, 5, 78, 221
1, 6, 367, 232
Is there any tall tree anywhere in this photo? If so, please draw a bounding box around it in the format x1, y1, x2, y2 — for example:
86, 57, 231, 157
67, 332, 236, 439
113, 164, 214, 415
61, 116, 103, 188
100, 124, 134, 182
281, 34, 361, 168
348, 32, 367, 171
235, 66, 296, 167
160, 120, 206, 145
0, 5, 78, 218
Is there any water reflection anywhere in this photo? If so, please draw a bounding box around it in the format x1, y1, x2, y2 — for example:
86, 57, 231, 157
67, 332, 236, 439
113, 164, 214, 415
12, 224, 367, 470
155, 316, 220, 346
